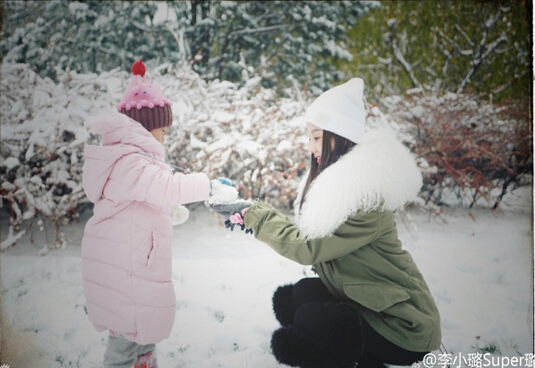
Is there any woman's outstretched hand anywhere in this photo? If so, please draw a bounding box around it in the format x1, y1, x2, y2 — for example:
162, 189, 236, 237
207, 200, 252, 220
206, 200, 253, 234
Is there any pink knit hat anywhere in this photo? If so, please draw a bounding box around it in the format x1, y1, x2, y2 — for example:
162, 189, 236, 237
117, 60, 173, 131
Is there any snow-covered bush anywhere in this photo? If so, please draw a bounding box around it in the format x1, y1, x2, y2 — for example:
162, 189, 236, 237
381, 91, 532, 209
161, 71, 310, 209
2, 59, 530, 249
0, 61, 312, 248
0, 62, 120, 250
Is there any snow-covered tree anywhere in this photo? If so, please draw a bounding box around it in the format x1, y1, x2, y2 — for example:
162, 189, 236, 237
167, 1, 378, 94
1, 1, 172, 79
1, 1, 377, 94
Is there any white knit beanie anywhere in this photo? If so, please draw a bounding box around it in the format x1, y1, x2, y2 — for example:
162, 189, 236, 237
304, 78, 366, 144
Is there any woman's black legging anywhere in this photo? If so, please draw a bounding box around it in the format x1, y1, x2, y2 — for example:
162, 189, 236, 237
270, 277, 428, 368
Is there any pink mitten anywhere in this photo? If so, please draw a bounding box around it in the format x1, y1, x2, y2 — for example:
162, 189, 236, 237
229, 208, 249, 225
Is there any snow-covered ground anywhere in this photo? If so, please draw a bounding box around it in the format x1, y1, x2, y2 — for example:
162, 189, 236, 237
1, 187, 533, 368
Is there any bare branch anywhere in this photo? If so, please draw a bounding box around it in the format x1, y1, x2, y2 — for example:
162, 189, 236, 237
480, 33, 508, 61
457, 32, 507, 93
131, 20, 153, 33
491, 69, 528, 94
425, 66, 438, 78
165, 24, 181, 51
470, 69, 529, 98
436, 28, 473, 56
387, 20, 423, 90
228, 24, 287, 37
390, 36, 423, 90
454, 25, 475, 47
484, 6, 503, 29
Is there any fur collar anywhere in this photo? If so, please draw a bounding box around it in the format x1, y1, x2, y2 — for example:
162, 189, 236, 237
294, 128, 422, 240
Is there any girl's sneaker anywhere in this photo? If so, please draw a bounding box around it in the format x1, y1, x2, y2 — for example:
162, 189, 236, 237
134, 351, 157, 368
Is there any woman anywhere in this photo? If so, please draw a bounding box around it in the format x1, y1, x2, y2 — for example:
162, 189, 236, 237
210, 78, 441, 368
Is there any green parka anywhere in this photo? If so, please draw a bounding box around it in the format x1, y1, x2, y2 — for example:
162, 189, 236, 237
243, 128, 441, 353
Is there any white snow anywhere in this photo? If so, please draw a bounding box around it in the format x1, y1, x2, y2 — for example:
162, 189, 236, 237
3, 157, 19, 170
1, 187, 533, 368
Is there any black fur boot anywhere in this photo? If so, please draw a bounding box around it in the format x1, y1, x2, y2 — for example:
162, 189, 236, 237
270, 302, 364, 368
272, 284, 295, 326
271, 325, 317, 368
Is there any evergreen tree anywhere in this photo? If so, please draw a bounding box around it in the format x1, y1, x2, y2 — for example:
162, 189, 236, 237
346, 1, 531, 102
1, 1, 168, 79
1, 1, 376, 94
172, 1, 376, 94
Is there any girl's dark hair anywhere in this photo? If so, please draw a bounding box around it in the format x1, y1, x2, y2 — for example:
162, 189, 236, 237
299, 130, 356, 211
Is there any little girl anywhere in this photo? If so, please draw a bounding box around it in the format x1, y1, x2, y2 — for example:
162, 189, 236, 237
81, 60, 236, 368
210, 78, 441, 368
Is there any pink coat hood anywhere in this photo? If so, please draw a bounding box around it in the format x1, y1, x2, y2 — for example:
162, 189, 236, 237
81, 111, 210, 344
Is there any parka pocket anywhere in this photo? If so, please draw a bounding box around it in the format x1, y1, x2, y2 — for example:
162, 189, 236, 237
146, 231, 158, 268
343, 283, 410, 313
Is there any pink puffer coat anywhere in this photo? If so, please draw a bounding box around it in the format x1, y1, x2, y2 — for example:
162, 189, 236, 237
81, 111, 210, 344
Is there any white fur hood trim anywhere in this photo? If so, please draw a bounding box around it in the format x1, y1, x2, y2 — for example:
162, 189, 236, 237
294, 128, 422, 240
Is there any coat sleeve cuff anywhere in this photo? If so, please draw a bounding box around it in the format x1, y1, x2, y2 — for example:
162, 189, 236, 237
242, 199, 267, 230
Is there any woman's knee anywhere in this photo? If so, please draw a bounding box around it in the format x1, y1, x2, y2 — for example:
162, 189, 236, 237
294, 302, 362, 336
292, 278, 335, 306
272, 284, 295, 326
272, 278, 338, 327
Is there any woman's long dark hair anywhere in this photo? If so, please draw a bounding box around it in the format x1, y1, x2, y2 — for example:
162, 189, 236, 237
299, 130, 356, 211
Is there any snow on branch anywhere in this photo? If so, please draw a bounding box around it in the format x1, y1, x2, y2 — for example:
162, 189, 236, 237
455, 6, 509, 93
490, 69, 528, 95
165, 24, 189, 60
0, 227, 26, 251
435, 28, 474, 57
387, 20, 423, 90
228, 24, 287, 37
454, 25, 475, 47
457, 32, 507, 94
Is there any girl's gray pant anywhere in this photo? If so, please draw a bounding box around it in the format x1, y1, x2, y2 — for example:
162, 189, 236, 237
103, 333, 157, 368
